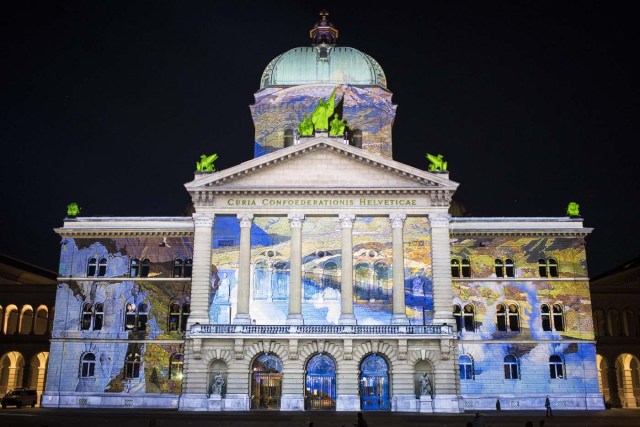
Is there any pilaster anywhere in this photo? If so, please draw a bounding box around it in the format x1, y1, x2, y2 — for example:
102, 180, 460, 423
188, 213, 215, 326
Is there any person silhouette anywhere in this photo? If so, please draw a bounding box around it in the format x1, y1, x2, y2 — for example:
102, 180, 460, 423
545, 395, 553, 417
353, 412, 368, 427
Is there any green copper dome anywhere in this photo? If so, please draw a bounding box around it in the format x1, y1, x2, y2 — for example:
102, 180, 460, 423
260, 46, 387, 89
259, 12, 386, 89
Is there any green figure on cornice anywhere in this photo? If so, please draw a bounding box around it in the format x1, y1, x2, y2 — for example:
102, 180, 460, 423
311, 87, 338, 131
196, 153, 218, 172
66, 202, 81, 217
298, 114, 314, 136
329, 113, 346, 136
566, 201, 580, 217
426, 153, 448, 172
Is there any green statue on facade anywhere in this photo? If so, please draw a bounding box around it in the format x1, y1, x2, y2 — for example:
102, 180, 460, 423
298, 114, 314, 136
566, 201, 580, 217
196, 153, 218, 172
329, 113, 346, 136
426, 153, 448, 172
67, 202, 81, 217
311, 87, 337, 131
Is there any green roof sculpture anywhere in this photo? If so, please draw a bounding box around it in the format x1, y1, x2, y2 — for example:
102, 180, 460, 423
196, 153, 218, 172
298, 114, 314, 136
426, 153, 448, 172
67, 202, 81, 217
310, 87, 337, 131
566, 201, 580, 217
329, 113, 346, 136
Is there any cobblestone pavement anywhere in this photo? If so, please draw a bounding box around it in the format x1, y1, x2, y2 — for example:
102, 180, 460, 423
1, 408, 639, 427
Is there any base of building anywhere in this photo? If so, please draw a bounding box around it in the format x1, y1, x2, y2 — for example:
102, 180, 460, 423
336, 394, 360, 411
461, 394, 605, 411
41, 392, 180, 409
281, 394, 304, 411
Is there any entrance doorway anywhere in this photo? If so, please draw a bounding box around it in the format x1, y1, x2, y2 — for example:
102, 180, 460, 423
359, 353, 390, 410
250, 353, 283, 410
305, 353, 336, 410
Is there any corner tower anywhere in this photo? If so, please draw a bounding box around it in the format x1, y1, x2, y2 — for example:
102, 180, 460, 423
251, 11, 397, 159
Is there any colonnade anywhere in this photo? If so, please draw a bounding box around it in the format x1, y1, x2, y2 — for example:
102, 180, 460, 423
187, 212, 453, 328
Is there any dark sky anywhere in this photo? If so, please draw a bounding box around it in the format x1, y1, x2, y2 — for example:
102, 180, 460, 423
1, 1, 638, 278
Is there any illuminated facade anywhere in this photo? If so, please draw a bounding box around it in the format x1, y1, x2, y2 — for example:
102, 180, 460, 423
42, 13, 603, 412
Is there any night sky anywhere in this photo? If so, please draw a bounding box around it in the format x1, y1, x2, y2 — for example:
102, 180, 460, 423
2, 1, 638, 278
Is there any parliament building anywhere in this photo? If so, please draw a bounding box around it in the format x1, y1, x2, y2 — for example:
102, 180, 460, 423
42, 13, 604, 412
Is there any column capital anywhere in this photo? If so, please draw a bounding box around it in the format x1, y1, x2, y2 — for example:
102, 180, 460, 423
428, 213, 450, 228
193, 213, 215, 227
339, 213, 356, 228
287, 213, 305, 228
237, 213, 254, 228
389, 213, 407, 228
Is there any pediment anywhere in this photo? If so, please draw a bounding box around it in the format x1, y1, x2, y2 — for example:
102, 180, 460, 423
185, 137, 459, 196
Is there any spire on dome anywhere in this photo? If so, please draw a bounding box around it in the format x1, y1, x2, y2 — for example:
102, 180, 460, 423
310, 10, 339, 46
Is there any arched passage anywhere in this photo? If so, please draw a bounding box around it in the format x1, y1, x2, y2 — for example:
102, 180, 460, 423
359, 353, 390, 410
615, 353, 640, 408
250, 353, 283, 410
305, 353, 336, 410
28, 352, 48, 405
0, 351, 25, 395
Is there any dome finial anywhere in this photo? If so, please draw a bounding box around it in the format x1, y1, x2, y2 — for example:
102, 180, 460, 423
310, 10, 338, 46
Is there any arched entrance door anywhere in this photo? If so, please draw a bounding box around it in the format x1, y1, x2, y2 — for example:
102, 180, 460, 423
359, 354, 390, 410
305, 354, 336, 410
250, 353, 283, 410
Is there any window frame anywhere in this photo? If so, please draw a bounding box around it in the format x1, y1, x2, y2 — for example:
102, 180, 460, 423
80, 353, 96, 378
459, 354, 474, 380
503, 354, 520, 380
549, 354, 565, 379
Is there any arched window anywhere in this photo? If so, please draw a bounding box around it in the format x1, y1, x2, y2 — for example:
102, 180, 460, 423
351, 129, 362, 148
608, 309, 621, 336
34, 306, 48, 335
169, 303, 181, 332
539, 258, 559, 278
169, 353, 184, 380
19, 306, 34, 334
459, 354, 474, 380
505, 258, 515, 278
461, 258, 471, 278
125, 352, 141, 379
494, 259, 504, 278
541, 304, 551, 331
173, 259, 183, 278
125, 302, 137, 330
548, 258, 559, 277
453, 304, 462, 331
593, 309, 606, 336
80, 353, 96, 378
130, 258, 140, 277
552, 304, 564, 331
94, 303, 104, 330
81, 303, 93, 330
508, 304, 520, 331
181, 303, 190, 332
137, 303, 148, 331
504, 354, 520, 379
0, 305, 4, 334
623, 309, 635, 337
87, 258, 97, 277
184, 259, 193, 278
463, 304, 475, 332
549, 354, 565, 379
538, 258, 548, 277
496, 304, 507, 331
97, 258, 108, 277
140, 258, 150, 277
451, 259, 461, 278
284, 128, 294, 147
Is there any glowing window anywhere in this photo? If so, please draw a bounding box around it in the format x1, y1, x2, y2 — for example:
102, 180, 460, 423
81, 353, 96, 378
461, 258, 471, 278
504, 354, 520, 379
125, 302, 137, 331
549, 354, 565, 379
451, 259, 461, 278
169, 303, 181, 332
459, 354, 474, 380
170, 353, 184, 379
97, 258, 108, 277
87, 258, 97, 277
125, 353, 141, 379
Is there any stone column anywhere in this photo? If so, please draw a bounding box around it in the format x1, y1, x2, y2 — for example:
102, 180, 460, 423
430, 213, 454, 325
339, 214, 356, 325
390, 213, 409, 325
233, 213, 253, 325
287, 213, 304, 325
187, 213, 215, 326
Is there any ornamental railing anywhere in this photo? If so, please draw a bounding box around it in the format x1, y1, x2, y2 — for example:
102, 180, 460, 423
189, 324, 452, 336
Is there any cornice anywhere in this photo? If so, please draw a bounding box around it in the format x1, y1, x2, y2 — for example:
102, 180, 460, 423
54, 229, 193, 238
450, 229, 592, 237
